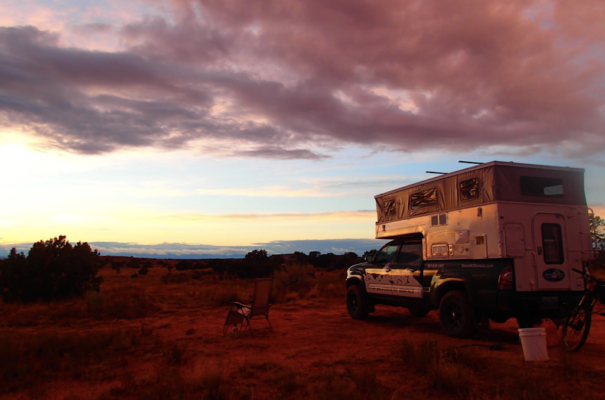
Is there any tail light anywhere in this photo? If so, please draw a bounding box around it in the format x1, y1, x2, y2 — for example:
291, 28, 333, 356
498, 266, 514, 290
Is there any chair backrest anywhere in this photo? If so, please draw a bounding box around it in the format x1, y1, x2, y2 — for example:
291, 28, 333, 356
251, 278, 272, 315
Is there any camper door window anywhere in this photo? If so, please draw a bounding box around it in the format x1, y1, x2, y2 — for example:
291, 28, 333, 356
410, 188, 437, 209
542, 223, 564, 264
520, 176, 564, 197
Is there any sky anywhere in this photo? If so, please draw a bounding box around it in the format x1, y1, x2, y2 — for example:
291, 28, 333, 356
1, 0, 604, 258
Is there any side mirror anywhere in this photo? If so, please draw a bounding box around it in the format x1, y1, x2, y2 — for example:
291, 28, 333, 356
365, 254, 374, 263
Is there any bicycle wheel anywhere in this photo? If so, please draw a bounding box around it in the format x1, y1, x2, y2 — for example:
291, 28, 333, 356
562, 306, 592, 352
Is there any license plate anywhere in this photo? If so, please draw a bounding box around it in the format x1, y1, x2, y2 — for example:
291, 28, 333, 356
542, 296, 558, 308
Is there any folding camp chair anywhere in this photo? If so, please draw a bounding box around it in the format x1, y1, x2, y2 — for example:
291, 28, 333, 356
223, 277, 273, 335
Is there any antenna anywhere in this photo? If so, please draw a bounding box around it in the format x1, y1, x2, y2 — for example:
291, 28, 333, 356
426, 171, 447, 174
459, 161, 483, 165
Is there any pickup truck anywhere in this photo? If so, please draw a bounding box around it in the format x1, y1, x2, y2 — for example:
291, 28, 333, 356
345, 161, 596, 337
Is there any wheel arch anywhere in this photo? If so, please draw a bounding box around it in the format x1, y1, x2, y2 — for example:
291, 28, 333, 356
346, 276, 364, 290
432, 279, 470, 306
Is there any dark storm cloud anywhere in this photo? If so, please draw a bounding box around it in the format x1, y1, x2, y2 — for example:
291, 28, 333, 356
1, 0, 604, 158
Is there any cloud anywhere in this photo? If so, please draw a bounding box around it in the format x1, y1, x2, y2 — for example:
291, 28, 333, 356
193, 186, 351, 198
233, 145, 328, 160
73, 22, 113, 35
170, 210, 374, 220
1, 0, 604, 158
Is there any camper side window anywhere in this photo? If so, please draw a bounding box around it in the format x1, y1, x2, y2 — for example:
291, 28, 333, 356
459, 178, 480, 201
384, 199, 397, 218
542, 224, 564, 264
410, 188, 437, 209
520, 176, 564, 197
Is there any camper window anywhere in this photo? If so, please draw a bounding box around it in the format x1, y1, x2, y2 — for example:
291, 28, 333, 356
384, 199, 397, 218
410, 188, 437, 209
520, 176, 564, 197
542, 224, 564, 264
459, 178, 479, 201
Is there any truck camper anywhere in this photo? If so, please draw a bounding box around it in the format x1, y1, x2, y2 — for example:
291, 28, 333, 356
346, 161, 598, 337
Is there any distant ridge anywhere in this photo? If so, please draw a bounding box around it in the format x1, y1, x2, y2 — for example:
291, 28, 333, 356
0, 238, 383, 259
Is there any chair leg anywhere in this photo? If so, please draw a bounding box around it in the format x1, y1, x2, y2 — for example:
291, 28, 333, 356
265, 314, 273, 331
244, 317, 253, 336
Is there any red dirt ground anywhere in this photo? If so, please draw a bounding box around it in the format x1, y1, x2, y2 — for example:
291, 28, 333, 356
2, 268, 605, 399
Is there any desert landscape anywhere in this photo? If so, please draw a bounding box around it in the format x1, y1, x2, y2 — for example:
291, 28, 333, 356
2, 258, 605, 400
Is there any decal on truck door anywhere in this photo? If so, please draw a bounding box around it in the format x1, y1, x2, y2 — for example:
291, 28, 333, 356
365, 266, 423, 298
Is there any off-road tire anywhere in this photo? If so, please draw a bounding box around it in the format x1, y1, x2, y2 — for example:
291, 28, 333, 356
439, 291, 476, 338
346, 285, 368, 320
408, 307, 430, 317
562, 306, 592, 352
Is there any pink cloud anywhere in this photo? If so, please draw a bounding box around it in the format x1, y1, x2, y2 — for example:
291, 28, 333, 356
0, 0, 604, 159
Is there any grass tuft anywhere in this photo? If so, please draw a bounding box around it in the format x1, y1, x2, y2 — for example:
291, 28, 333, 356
0, 328, 140, 394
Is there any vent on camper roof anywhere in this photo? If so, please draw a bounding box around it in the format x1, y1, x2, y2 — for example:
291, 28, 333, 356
431, 214, 447, 226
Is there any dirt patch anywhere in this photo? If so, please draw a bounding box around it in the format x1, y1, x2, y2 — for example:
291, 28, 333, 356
1, 268, 604, 399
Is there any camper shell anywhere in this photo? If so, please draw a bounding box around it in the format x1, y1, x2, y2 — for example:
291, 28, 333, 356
346, 161, 597, 337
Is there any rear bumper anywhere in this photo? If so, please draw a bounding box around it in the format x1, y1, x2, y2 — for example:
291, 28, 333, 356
497, 290, 583, 318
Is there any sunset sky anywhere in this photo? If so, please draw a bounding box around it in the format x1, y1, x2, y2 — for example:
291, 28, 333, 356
1, 0, 604, 258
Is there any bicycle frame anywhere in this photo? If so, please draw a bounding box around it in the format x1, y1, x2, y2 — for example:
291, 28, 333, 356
562, 267, 605, 351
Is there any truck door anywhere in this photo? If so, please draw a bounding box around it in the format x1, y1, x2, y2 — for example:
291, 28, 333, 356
365, 242, 400, 296
533, 214, 570, 290
390, 243, 423, 299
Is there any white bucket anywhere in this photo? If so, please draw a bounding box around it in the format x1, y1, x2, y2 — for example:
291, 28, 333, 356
518, 327, 549, 361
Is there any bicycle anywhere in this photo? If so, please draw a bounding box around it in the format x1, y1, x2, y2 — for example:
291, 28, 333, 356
562, 267, 605, 352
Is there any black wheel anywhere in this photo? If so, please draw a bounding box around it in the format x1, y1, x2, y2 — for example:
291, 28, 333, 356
408, 307, 430, 317
439, 291, 476, 338
346, 285, 368, 320
562, 306, 592, 352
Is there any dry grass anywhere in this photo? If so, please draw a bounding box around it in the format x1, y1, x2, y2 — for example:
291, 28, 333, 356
394, 339, 597, 399
2, 265, 603, 400
85, 289, 159, 319
99, 367, 233, 400
0, 328, 140, 394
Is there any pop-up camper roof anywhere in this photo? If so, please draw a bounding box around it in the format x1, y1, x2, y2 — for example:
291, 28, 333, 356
375, 161, 586, 224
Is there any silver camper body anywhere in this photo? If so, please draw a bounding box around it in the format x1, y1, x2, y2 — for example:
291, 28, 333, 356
374, 161, 597, 293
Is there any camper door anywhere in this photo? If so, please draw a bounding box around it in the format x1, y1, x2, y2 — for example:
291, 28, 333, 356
533, 213, 570, 290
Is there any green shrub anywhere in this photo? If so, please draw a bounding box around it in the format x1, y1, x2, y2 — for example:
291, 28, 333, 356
0, 236, 102, 302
